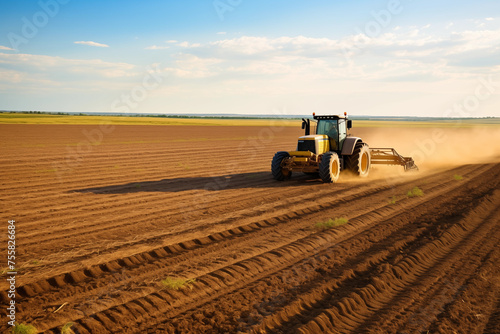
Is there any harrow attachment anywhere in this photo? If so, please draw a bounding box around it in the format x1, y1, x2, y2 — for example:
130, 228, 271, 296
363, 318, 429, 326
370, 148, 418, 171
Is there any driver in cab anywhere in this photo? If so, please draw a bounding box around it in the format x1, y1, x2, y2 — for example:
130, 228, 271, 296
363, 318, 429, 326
327, 123, 338, 150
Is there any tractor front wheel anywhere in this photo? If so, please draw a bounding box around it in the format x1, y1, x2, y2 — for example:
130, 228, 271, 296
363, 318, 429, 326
319, 152, 340, 183
271, 151, 292, 181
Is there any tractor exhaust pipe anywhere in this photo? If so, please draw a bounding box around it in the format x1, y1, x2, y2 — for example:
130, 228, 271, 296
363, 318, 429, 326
301, 118, 310, 136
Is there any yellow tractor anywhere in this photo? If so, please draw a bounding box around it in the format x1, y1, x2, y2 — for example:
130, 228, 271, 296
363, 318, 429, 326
271, 113, 418, 183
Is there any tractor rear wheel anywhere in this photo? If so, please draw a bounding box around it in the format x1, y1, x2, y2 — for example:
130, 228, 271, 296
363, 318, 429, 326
319, 151, 340, 183
271, 151, 292, 181
345, 142, 370, 177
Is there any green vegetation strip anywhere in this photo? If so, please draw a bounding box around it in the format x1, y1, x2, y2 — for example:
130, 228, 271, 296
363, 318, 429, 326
389, 195, 398, 205
61, 322, 75, 334
315, 217, 349, 230
160, 277, 196, 290
407, 186, 424, 198
1, 113, 498, 127
0, 113, 297, 127
11, 323, 38, 334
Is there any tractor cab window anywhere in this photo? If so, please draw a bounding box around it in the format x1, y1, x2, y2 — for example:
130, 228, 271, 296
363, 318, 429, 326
338, 119, 347, 149
316, 120, 339, 150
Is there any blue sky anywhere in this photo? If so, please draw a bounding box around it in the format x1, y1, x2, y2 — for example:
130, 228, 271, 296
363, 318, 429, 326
0, 0, 499, 117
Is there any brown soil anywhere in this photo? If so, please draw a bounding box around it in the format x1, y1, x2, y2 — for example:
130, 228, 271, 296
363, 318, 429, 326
1, 124, 499, 334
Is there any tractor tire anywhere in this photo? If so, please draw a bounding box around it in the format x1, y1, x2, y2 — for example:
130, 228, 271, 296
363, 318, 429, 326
271, 151, 292, 181
319, 151, 340, 183
345, 142, 371, 177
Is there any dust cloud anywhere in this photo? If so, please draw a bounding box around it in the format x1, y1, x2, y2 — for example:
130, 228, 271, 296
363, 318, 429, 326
352, 126, 500, 173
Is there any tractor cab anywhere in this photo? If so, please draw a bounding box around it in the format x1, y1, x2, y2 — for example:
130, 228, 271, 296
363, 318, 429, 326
301, 114, 352, 153
315, 115, 350, 151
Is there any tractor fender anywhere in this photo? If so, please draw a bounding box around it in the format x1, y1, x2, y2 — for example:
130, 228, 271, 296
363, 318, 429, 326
341, 137, 363, 156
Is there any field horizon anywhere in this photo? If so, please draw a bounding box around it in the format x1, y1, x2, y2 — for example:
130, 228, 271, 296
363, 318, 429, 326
1, 112, 499, 128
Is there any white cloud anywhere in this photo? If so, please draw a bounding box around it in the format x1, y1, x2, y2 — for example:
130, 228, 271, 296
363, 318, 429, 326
0, 45, 15, 51
4, 21, 500, 116
156, 23, 500, 90
449, 29, 500, 53
178, 41, 201, 48
163, 54, 221, 78
210, 36, 277, 54
74, 41, 110, 48
485, 17, 495, 21
145, 45, 169, 50
185, 30, 444, 60
0, 52, 137, 87
187, 31, 441, 60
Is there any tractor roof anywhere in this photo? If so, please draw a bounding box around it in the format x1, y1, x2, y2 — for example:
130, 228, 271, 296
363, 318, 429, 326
313, 114, 348, 120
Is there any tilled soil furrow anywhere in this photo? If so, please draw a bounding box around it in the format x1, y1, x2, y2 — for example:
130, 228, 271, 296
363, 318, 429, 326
2, 124, 499, 334
4, 173, 279, 227
354, 191, 500, 333
23, 163, 498, 333
288, 172, 500, 334
7, 162, 477, 266
483, 298, 500, 334
1, 161, 478, 228
146, 163, 499, 334
0, 151, 277, 196
0, 132, 293, 166
2, 163, 485, 293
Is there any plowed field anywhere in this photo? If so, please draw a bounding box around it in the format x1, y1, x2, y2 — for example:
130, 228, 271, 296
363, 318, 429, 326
1, 123, 500, 334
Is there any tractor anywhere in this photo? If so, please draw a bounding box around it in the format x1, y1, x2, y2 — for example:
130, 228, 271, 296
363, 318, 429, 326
271, 113, 418, 183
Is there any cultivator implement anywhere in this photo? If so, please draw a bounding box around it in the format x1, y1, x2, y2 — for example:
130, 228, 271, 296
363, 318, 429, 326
370, 148, 418, 171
